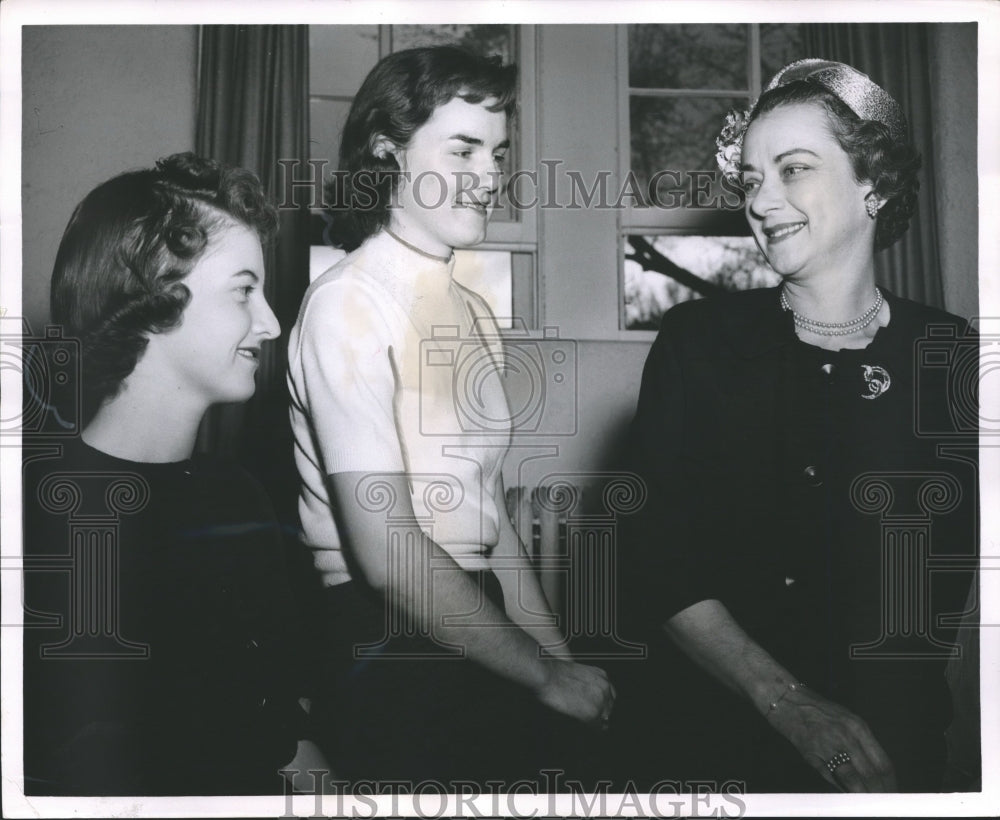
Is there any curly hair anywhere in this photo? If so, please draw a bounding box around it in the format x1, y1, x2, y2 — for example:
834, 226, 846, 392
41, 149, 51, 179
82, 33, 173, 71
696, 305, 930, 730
50, 152, 278, 422
749, 81, 921, 250
328, 45, 517, 250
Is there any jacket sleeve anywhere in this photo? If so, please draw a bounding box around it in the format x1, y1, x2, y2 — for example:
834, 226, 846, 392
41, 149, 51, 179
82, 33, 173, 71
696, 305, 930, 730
621, 319, 723, 627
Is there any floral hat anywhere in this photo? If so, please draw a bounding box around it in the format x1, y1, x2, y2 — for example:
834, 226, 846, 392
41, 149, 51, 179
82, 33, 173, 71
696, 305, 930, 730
715, 59, 908, 182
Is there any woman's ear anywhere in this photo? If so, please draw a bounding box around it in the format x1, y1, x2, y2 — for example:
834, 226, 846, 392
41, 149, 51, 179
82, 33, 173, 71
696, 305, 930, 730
371, 135, 397, 161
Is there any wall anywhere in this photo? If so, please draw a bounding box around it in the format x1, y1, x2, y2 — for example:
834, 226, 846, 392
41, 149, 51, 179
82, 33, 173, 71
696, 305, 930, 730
21, 25, 199, 332
504, 26, 631, 491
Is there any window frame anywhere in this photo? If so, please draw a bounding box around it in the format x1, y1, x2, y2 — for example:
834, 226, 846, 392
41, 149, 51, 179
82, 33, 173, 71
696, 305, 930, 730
616, 24, 771, 337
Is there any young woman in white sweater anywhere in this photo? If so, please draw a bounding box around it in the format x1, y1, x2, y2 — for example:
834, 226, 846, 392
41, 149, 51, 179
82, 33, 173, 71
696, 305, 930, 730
288, 46, 614, 785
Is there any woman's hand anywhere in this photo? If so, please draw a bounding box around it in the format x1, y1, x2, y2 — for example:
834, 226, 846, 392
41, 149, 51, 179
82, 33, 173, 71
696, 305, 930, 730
666, 600, 899, 792
534, 658, 616, 730
328, 471, 617, 724
765, 685, 897, 792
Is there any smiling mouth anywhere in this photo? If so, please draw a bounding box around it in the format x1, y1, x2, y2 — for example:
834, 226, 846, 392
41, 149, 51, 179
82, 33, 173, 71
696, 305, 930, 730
763, 222, 805, 242
237, 348, 260, 362
455, 198, 490, 214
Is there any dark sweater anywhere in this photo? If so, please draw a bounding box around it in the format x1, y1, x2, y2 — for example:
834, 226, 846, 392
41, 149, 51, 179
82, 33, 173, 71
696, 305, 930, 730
22, 438, 309, 795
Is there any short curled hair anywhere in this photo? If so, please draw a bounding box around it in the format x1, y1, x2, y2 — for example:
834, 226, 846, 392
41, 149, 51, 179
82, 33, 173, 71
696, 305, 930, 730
328, 45, 517, 250
50, 152, 278, 421
749, 81, 921, 250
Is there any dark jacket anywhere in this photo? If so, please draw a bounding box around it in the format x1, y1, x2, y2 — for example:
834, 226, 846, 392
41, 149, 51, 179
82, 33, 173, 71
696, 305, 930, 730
623, 285, 978, 790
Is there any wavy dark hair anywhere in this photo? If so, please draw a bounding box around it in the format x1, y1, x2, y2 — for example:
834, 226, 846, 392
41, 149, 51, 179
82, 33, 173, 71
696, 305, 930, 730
50, 152, 278, 422
328, 45, 517, 250
748, 81, 920, 250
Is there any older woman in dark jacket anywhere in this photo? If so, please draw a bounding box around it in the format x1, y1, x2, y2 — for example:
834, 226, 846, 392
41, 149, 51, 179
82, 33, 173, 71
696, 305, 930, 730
625, 60, 977, 793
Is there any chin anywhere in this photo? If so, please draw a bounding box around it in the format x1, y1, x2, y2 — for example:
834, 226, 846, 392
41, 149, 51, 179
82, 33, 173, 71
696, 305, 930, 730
763, 252, 802, 278
216, 381, 257, 405
448, 227, 488, 249
447, 213, 490, 247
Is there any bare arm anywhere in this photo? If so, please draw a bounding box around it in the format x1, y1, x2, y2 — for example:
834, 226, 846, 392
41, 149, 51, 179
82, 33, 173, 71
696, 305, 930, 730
327, 471, 614, 725
488, 476, 572, 654
666, 599, 897, 792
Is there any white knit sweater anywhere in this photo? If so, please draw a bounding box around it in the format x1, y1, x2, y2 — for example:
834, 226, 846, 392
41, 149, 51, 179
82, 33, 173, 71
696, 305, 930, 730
288, 230, 512, 586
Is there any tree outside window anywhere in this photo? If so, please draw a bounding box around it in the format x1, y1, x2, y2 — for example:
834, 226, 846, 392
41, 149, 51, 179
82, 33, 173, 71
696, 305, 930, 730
621, 24, 804, 331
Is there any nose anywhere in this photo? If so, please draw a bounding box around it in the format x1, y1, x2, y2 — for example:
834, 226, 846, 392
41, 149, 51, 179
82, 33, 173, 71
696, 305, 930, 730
254, 294, 281, 341
476, 153, 502, 194
747, 174, 782, 220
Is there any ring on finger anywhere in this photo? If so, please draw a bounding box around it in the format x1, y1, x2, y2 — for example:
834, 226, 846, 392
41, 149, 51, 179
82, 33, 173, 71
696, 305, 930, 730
825, 751, 852, 774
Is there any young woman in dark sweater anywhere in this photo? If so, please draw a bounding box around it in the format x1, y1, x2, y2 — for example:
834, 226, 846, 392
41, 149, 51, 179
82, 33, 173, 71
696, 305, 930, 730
23, 153, 325, 795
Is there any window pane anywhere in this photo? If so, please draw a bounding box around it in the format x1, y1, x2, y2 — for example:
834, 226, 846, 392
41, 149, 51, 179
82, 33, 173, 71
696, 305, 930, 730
630, 95, 748, 191
623, 235, 780, 330
309, 26, 380, 98
628, 24, 749, 90
309, 245, 347, 282
760, 24, 806, 85
390, 24, 513, 62
309, 98, 352, 166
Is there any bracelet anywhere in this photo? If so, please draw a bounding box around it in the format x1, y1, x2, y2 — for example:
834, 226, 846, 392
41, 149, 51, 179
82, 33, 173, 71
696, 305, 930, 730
765, 681, 806, 716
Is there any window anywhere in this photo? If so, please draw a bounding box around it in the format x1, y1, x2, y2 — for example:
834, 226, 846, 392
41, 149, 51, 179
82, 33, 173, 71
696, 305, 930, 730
619, 24, 804, 331
308, 25, 538, 327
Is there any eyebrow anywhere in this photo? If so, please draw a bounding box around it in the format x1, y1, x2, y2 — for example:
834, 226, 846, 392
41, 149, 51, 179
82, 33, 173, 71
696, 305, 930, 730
776, 148, 820, 162
448, 134, 511, 150
232, 269, 260, 283
741, 147, 821, 172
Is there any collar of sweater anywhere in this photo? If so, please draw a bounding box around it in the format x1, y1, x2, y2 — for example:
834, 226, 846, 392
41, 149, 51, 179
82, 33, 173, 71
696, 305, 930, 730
360, 228, 457, 304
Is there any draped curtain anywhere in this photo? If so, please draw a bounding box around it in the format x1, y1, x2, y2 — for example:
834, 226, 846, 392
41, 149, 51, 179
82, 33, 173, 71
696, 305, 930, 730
802, 24, 945, 308
195, 25, 311, 523
804, 26, 980, 789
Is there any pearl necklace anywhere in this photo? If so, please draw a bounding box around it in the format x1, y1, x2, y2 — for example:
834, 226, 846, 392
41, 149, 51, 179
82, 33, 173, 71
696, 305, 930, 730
780, 286, 883, 337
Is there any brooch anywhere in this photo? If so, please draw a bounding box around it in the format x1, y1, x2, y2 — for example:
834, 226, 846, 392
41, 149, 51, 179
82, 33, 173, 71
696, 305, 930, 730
861, 365, 891, 400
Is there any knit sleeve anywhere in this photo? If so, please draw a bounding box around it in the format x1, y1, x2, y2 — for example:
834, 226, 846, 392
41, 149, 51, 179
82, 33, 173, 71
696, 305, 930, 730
293, 280, 406, 476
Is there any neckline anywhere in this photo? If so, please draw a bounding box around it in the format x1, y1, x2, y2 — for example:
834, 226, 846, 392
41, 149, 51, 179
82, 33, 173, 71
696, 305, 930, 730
384, 227, 454, 263
75, 437, 196, 473
780, 284, 883, 335
784, 290, 895, 357
363, 229, 457, 308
